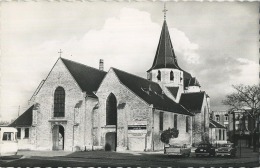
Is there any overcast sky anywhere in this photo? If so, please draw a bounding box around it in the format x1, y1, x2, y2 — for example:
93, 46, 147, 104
0, 2, 259, 122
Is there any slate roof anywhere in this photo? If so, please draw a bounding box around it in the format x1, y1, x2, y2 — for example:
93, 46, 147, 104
210, 119, 226, 129
112, 68, 193, 116
9, 105, 34, 127
148, 21, 180, 71
167, 87, 179, 98
61, 58, 107, 98
179, 92, 205, 113
147, 21, 192, 81
184, 77, 200, 88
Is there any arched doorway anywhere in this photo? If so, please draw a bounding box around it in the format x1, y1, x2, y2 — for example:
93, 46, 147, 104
52, 125, 64, 150
105, 132, 116, 151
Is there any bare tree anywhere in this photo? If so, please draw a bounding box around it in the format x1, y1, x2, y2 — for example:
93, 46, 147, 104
222, 84, 260, 152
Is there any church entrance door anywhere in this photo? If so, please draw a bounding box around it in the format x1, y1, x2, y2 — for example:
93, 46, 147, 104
52, 125, 64, 150
105, 132, 116, 151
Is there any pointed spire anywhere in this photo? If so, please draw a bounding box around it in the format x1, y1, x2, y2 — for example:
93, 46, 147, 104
147, 20, 180, 72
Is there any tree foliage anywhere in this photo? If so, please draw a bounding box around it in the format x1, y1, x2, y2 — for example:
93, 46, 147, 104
160, 127, 179, 144
222, 84, 260, 121
222, 84, 260, 151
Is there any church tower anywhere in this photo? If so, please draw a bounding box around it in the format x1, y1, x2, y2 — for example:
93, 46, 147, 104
147, 5, 184, 89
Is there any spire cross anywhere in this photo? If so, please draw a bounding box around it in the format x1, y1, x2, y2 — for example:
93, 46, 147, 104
162, 2, 168, 20
58, 49, 62, 58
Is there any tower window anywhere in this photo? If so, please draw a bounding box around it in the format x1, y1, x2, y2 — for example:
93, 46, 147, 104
170, 71, 174, 81
157, 70, 161, 81
224, 114, 229, 121
216, 115, 220, 122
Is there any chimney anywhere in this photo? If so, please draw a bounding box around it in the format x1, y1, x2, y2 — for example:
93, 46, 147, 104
99, 59, 104, 71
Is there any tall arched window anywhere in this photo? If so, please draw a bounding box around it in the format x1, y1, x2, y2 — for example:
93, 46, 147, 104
54, 86, 65, 117
170, 71, 174, 81
106, 93, 117, 125
174, 114, 178, 129
186, 116, 189, 133
157, 70, 161, 81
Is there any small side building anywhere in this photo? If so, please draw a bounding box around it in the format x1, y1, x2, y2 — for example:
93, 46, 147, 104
209, 119, 227, 146
9, 105, 35, 150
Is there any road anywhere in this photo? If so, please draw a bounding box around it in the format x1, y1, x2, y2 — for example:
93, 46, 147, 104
0, 148, 258, 167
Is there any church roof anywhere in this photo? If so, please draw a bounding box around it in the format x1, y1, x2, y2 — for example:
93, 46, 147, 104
166, 87, 179, 98
184, 77, 201, 88
148, 21, 179, 72
9, 105, 34, 127
112, 68, 193, 116
61, 58, 107, 98
209, 119, 226, 129
179, 92, 205, 113
147, 21, 192, 81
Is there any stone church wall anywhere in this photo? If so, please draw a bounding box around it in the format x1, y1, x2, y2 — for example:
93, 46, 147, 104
153, 109, 192, 151
96, 69, 153, 151
32, 59, 88, 151
192, 94, 210, 146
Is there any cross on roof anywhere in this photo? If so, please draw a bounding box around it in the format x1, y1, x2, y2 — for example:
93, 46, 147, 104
58, 49, 62, 58
162, 2, 168, 20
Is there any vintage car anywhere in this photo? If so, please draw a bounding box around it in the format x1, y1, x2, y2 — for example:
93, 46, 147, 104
164, 144, 191, 157
195, 143, 215, 157
215, 143, 236, 157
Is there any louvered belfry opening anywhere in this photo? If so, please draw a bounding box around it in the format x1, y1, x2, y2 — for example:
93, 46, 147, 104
106, 93, 117, 125
54, 86, 65, 117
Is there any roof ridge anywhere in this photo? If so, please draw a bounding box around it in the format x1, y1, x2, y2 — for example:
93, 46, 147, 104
61, 57, 107, 73
111, 67, 160, 85
182, 91, 205, 95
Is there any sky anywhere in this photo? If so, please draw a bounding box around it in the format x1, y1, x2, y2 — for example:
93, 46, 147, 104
0, 1, 259, 122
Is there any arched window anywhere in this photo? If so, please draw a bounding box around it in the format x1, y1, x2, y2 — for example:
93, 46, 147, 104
170, 71, 174, 81
157, 70, 161, 81
224, 114, 229, 121
159, 112, 164, 131
106, 93, 117, 125
186, 116, 189, 133
54, 87, 65, 117
219, 129, 221, 140
216, 115, 220, 122
174, 114, 178, 129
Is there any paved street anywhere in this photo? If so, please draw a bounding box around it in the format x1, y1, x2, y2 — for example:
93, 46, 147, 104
0, 148, 258, 167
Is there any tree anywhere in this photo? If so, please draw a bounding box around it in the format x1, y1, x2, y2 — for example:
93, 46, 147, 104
160, 127, 179, 144
222, 84, 260, 152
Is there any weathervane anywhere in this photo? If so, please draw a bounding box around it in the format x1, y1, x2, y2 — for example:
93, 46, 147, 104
162, 2, 168, 20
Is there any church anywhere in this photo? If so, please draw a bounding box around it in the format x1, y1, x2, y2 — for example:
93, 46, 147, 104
10, 13, 212, 152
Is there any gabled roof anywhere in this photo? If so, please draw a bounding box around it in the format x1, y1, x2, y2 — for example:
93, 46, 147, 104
179, 92, 205, 113
148, 21, 179, 72
112, 68, 193, 116
210, 119, 226, 129
167, 87, 179, 98
61, 58, 107, 98
9, 105, 34, 127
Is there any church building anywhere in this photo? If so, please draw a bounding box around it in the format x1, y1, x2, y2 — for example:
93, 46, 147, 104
10, 12, 211, 152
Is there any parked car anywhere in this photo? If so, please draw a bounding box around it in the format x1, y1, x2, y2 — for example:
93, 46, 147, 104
164, 144, 191, 157
195, 143, 215, 157
215, 143, 236, 157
